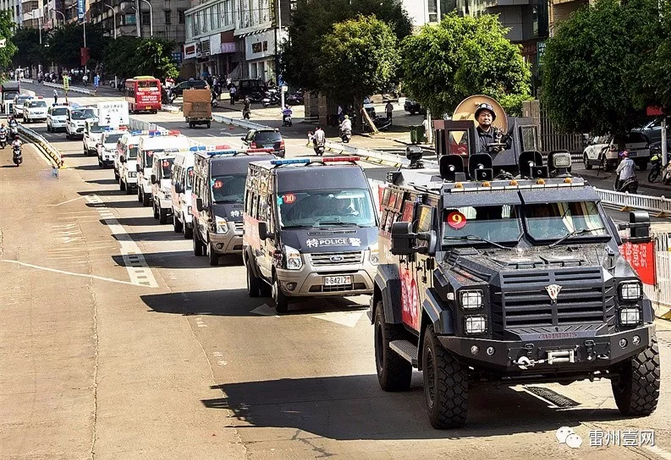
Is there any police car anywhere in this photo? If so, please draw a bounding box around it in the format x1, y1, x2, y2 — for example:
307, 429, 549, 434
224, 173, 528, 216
46, 104, 69, 132
22, 97, 48, 123
12, 94, 33, 118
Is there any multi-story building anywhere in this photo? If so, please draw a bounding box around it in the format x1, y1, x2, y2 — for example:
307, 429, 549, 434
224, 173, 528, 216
0, 0, 22, 25
182, 0, 293, 81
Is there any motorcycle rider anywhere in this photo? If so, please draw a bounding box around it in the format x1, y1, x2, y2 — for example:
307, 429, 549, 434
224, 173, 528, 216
12, 134, 21, 151
313, 126, 326, 150
339, 115, 352, 142
282, 105, 293, 126
616, 150, 636, 191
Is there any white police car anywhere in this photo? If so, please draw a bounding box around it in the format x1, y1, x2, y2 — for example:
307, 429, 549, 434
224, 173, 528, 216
22, 97, 48, 123
46, 104, 69, 132
97, 129, 126, 168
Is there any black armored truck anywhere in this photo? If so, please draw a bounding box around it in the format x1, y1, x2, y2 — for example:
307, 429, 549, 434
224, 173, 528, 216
370, 96, 660, 429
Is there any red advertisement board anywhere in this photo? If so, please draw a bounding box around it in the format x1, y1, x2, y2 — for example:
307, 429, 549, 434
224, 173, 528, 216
619, 241, 656, 285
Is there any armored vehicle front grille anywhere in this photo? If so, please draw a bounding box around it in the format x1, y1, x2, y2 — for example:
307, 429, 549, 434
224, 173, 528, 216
310, 252, 363, 266
490, 268, 616, 337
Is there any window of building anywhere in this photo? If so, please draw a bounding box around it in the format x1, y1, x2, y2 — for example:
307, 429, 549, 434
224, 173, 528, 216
223, 0, 231, 25
141, 11, 150, 27
216, 2, 221, 28
210, 6, 215, 30
164, 10, 171, 25
178, 9, 185, 24
428, 0, 438, 23
201, 10, 208, 33
185, 15, 193, 39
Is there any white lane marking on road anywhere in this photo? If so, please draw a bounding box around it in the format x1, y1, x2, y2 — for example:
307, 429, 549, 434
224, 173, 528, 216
312, 311, 364, 328
195, 317, 208, 328
86, 194, 158, 288
643, 444, 671, 460
1, 260, 138, 286
251, 304, 279, 317
50, 195, 86, 207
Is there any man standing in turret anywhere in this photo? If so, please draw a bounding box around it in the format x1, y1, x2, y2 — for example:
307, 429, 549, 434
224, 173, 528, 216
475, 102, 507, 154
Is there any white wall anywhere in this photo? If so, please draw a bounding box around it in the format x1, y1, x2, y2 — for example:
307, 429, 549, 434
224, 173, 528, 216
401, 0, 428, 27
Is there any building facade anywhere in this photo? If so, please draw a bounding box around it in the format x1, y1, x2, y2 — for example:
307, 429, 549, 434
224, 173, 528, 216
182, 0, 293, 81
0, 0, 22, 25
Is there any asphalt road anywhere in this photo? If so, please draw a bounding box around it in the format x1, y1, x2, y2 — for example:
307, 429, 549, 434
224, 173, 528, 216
1, 83, 671, 460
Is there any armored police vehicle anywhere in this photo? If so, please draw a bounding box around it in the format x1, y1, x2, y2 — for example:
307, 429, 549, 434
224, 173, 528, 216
371, 96, 659, 429
243, 157, 379, 313
191, 146, 276, 266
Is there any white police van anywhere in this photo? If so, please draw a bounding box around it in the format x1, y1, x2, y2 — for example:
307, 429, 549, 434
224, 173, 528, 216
66, 106, 97, 140
171, 150, 196, 238
22, 97, 48, 123
46, 104, 69, 132
117, 133, 140, 194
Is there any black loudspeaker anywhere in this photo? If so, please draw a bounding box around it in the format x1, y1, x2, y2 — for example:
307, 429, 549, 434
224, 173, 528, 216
475, 168, 494, 181
519, 150, 543, 177
439, 155, 464, 182
469, 153, 493, 181
532, 166, 548, 178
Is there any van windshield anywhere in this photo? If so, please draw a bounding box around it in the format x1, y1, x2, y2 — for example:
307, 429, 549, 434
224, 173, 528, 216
186, 167, 194, 188
278, 189, 376, 228
159, 158, 174, 179
127, 146, 138, 159
143, 150, 154, 168
212, 174, 246, 203
52, 107, 67, 116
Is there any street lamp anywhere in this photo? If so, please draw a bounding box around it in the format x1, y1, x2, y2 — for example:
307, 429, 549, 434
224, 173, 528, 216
53, 9, 65, 25
140, 0, 153, 37
103, 4, 117, 39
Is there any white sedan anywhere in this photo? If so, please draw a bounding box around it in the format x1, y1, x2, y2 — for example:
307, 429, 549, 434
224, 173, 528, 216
582, 132, 651, 171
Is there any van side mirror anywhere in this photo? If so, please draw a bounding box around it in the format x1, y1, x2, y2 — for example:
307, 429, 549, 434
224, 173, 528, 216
136, 164, 141, 172
120, 155, 125, 163
151, 174, 157, 184
196, 198, 203, 212
258, 221, 273, 240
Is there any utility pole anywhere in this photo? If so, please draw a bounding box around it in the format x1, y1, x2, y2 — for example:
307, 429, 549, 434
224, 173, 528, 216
135, 0, 141, 37
83, 19, 87, 75
276, 0, 285, 109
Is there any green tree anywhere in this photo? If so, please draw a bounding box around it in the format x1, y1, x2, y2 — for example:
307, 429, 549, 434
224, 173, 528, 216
46, 22, 109, 69
319, 15, 400, 113
401, 13, 531, 117
0, 10, 18, 72
638, 1, 671, 114
281, 0, 411, 91
541, 0, 659, 135
10, 27, 45, 70
103, 36, 141, 78
130, 38, 179, 80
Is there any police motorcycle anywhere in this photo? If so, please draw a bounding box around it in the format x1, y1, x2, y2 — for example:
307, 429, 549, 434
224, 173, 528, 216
261, 88, 280, 108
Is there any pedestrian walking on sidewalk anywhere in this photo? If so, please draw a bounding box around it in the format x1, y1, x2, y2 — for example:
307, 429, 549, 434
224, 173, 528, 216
385, 101, 394, 122
229, 85, 237, 105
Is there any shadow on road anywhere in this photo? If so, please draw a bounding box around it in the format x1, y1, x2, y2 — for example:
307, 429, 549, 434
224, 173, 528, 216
202, 375, 626, 441
141, 288, 367, 317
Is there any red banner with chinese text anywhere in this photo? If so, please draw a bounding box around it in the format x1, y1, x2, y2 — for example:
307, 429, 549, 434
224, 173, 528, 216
619, 241, 656, 285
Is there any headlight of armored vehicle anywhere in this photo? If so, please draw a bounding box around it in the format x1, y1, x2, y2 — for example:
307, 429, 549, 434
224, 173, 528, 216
215, 216, 229, 234
553, 152, 572, 168
464, 315, 487, 334
619, 307, 641, 326
284, 245, 303, 270
460, 290, 484, 309
369, 242, 379, 265
619, 281, 642, 301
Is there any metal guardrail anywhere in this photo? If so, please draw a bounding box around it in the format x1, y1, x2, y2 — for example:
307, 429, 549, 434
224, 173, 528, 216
596, 189, 671, 217
211, 114, 268, 131
18, 124, 62, 167
41, 81, 97, 96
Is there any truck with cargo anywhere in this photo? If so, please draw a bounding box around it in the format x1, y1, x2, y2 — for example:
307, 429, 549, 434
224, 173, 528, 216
183, 88, 212, 129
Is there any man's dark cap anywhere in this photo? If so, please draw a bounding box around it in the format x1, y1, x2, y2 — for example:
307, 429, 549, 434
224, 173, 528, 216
475, 103, 496, 121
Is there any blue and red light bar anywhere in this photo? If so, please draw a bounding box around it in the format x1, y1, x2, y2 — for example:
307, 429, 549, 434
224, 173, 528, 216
189, 146, 275, 156
130, 129, 181, 137
270, 156, 360, 166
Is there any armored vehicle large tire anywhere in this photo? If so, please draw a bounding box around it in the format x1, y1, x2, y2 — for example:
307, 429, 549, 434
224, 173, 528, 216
611, 335, 660, 417
422, 326, 468, 429
374, 302, 412, 392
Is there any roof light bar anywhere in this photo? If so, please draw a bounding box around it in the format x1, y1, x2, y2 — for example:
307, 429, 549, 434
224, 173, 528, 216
130, 129, 181, 137
270, 156, 360, 166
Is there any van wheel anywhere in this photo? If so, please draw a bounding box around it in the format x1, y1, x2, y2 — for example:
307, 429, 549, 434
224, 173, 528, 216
173, 213, 183, 233
138, 188, 143, 203
208, 242, 219, 266
611, 335, 660, 416
246, 259, 262, 297
120, 180, 125, 191
272, 277, 289, 313
193, 230, 205, 256
153, 203, 159, 219
206, 122, 211, 128
375, 302, 412, 392
184, 221, 193, 239
159, 208, 168, 224
114, 170, 120, 181
583, 153, 592, 170
126, 182, 133, 195
142, 192, 151, 207
423, 325, 468, 429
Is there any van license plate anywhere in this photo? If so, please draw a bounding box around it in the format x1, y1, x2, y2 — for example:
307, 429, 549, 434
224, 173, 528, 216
324, 276, 351, 286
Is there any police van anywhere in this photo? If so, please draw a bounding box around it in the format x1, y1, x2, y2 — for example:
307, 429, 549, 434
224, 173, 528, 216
98, 128, 126, 169
136, 130, 191, 207
191, 146, 275, 266
151, 152, 177, 224
22, 96, 48, 123
243, 157, 379, 313
171, 150, 195, 238
66, 105, 97, 140
46, 104, 69, 132
117, 133, 140, 194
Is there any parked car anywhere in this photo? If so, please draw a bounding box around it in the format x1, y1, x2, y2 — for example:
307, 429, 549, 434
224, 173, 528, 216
240, 128, 285, 157
403, 99, 426, 115
582, 132, 651, 171
633, 117, 666, 145
168, 80, 209, 102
